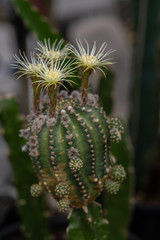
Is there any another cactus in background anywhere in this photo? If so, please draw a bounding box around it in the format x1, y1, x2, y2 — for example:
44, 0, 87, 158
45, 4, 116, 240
99, 69, 132, 240
132, 0, 160, 191
13, 38, 127, 239
0, 96, 53, 240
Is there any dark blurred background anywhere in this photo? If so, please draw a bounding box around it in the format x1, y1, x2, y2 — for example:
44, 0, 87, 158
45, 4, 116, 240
0, 0, 159, 240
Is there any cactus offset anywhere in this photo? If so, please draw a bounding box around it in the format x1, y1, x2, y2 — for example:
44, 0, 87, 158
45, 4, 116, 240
14, 39, 126, 214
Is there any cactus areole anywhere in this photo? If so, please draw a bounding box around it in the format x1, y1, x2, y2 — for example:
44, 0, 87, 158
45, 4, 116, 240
16, 39, 126, 212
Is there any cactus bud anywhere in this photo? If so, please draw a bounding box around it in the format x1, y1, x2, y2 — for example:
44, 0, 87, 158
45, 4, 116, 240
55, 183, 69, 197
110, 117, 124, 134
110, 128, 121, 143
105, 180, 120, 195
69, 158, 83, 172
30, 184, 44, 197
110, 164, 126, 182
58, 198, 70, 212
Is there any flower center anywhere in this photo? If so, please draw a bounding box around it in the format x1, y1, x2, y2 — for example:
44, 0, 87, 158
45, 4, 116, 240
28, 64, 43, 73
81, 54, 98, 67
45, 69, 62, 82
28, 64, 40, 76
47, 50, 63, 59
28, 64, 35, 71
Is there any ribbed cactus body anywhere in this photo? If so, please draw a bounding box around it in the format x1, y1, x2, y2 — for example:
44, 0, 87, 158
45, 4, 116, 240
20, 92, 125, 211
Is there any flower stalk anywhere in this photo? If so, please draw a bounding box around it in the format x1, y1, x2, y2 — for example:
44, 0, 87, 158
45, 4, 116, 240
81, 68, 92, 103
32, 82, 41, 115
48, 86, 58, 117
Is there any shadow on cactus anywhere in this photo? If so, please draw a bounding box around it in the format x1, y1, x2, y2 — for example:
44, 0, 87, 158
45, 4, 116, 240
13, 39, 126, 237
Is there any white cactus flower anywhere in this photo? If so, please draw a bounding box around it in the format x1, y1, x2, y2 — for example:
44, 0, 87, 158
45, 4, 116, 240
12, 51, 45, 79
33, 57, 76, 90
37, 39, 68, 61
67, 39, 115, 73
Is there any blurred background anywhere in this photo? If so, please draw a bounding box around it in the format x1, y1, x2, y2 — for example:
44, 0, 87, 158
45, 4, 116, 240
0, 0, 159, 239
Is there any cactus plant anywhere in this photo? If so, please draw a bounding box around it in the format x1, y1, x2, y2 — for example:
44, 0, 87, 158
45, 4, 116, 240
99, 69, 132, 240
13, 39, 127, 238
21, 92, 125, 211
0, 95, 53, 240
132, 0, 160, 191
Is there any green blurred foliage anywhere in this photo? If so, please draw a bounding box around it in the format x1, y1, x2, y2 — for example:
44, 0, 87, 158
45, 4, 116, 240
0, 97, 53, 240
69, 202, 108, 240
99, 69, 133, 240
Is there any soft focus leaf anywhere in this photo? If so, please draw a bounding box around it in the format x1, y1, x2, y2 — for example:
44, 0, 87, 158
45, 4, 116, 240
13, 0, 61, 43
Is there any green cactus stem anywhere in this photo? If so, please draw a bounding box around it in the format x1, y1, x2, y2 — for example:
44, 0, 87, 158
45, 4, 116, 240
68, 202, 109, 240
20, 91, 125, 212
